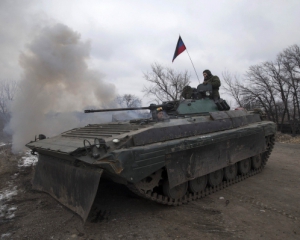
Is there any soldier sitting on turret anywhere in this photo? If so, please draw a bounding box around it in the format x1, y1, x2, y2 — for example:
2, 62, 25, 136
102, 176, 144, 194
202, 69, 221, 100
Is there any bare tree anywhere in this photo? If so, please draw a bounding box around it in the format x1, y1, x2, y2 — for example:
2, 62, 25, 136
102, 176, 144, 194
116, 94, 142, 108
143, 63, 190, 103
280, 45, 300, 120
221, 44, 300, 135
114, 94, 149, 120
242, 64, 280, 122
0, 79, 18, 116
222, 70, 244, 108
263, 59, 291, 126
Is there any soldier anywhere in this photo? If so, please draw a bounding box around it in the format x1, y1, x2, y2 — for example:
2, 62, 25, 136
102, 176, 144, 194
202, 69, 221, 99
156, 107, 166, 121
181, 85, 197, 99
157, 109, 164, 120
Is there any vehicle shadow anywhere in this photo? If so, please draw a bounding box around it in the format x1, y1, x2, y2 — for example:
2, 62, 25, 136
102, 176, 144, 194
87, 179, 167, 223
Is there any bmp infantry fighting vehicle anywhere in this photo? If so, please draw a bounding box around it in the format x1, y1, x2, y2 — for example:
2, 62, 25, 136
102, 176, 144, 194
26, 84, 276, 221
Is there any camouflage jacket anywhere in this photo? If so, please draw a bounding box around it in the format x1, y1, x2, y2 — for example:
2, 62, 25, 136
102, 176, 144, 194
204, 75, 221, 98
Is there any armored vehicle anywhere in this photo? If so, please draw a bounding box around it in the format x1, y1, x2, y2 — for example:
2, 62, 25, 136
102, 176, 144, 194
26, 84, 276, 221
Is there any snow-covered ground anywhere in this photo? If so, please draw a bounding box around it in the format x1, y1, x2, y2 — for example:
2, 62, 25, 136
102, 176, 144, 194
0, 185, 18, 218
0, 181, 18, 235
1, 150, 38, 239
18, 150, 38, 167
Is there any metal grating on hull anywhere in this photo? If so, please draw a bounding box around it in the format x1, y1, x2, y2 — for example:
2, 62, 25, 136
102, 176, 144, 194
62, 124, 140, 139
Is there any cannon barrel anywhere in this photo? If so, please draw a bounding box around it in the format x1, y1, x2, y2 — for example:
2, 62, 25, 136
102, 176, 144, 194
84, 105, 165, 113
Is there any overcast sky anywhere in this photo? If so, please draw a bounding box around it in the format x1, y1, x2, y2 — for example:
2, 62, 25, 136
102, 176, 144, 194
1, 0, 300, 105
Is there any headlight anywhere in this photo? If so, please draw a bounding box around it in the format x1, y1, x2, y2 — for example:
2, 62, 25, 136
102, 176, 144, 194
112, 139, 120, 143
205, 91, 210, 96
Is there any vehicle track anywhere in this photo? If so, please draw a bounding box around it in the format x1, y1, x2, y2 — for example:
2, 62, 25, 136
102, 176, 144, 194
128, 135, 275, 207
223, 188, 299, 222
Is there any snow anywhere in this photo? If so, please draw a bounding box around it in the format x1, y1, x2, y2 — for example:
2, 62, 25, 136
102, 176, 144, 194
0, 185, 18, 221
0, 186, 18, 201
18, 150, 38, 167
1, 233, 12, 239
0, 150, 37, 226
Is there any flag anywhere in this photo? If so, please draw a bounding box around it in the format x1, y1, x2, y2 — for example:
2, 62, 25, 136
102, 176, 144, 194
172, 36, 186, 62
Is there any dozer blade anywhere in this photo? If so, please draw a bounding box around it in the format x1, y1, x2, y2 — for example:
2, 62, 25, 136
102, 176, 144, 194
32, 154, 102, 221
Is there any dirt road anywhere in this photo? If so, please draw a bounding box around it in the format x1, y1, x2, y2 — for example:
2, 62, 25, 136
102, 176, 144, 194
0, 142, 299, 240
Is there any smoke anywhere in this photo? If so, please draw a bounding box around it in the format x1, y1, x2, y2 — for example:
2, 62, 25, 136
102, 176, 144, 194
8, 23, 117, 152
0, 0, 47, 81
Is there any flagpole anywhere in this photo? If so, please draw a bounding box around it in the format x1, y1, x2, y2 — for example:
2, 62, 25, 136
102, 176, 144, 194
172, 35, 201, 84
185, 49, 200, 84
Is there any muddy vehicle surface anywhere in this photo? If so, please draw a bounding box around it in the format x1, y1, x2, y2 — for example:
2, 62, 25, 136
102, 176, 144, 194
26, 84, 276, 221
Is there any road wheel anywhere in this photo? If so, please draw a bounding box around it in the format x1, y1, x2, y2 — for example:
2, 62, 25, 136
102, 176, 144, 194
251, 154, 262, 169
163, 181, 188, 199
224, 164, 237, 181
208, 169, 223, 187
238, 158, 251, 175
188, 175, 207, 193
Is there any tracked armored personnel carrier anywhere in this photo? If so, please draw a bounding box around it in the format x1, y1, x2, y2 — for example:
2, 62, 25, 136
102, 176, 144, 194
26, 84, 276, 221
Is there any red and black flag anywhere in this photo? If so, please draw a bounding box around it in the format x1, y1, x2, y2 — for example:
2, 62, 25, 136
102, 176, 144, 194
172, 36, 186, 62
